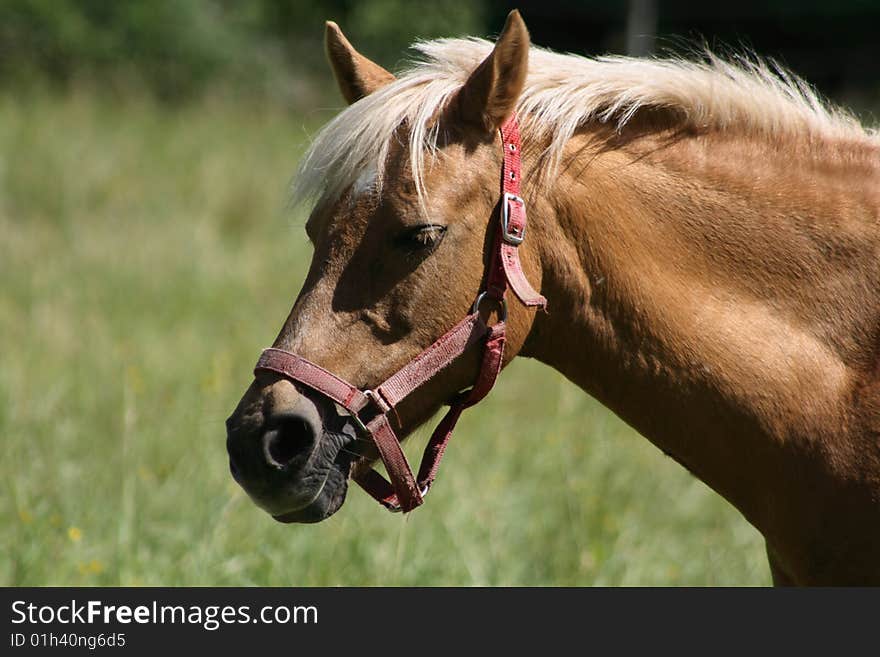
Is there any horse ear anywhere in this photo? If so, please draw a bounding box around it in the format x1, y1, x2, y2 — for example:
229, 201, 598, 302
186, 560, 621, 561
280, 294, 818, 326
454, 10, 530, 133
325, 21, 395, 104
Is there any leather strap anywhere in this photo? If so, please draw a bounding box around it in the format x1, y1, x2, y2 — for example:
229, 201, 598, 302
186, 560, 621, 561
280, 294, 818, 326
255, 349, 369, 412
498, 118, 547, 309
374, 312, 488, 409
363, 414, 422, 511
351, 322, 507, 511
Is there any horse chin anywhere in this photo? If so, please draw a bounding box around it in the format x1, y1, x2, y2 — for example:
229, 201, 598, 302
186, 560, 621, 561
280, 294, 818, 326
272, 488, 347, 523
271, 458, 351, 524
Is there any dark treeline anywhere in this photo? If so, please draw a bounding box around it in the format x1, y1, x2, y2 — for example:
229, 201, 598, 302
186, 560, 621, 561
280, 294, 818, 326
1, 0, 876, 107
508, 0, 879, 106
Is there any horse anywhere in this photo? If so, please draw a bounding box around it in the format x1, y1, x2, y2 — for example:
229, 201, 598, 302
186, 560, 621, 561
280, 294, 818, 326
225, 10, 880, 585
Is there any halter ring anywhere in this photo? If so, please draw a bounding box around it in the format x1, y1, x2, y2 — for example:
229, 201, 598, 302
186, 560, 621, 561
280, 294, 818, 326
472, 291, 508, 322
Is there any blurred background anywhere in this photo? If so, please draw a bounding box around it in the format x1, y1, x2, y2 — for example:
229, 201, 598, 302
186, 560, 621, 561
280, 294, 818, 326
1, 1, 877, 586
2, 0, 878, 109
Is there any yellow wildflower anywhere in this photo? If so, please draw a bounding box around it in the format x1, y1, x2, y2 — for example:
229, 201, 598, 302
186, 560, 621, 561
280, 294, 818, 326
78, 560, 104, 575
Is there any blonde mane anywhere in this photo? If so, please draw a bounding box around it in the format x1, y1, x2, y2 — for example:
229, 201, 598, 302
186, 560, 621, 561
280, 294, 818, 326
293, 37, 875, 208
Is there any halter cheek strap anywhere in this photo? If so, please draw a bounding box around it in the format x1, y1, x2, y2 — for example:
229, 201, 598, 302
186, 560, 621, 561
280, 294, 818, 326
496, 117, 546, 308
253, 114, 546, 513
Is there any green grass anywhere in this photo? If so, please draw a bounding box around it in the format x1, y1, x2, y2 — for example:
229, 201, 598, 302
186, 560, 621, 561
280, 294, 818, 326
0, 91, 770, 586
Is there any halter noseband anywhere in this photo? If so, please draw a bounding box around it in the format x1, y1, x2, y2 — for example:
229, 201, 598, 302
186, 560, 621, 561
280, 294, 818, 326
253, 114, 546, 513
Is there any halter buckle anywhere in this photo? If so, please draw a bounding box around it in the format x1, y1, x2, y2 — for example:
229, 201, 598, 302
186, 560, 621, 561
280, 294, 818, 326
387, 483, 430, 513
501, 192, 526, 245
348, 389, 391, 436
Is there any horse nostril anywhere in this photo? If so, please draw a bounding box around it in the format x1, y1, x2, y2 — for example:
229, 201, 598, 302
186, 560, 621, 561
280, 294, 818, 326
262, 414, 317, 469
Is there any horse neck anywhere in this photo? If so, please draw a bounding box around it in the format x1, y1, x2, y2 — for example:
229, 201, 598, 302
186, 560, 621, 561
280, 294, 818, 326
523, 124, 880, 527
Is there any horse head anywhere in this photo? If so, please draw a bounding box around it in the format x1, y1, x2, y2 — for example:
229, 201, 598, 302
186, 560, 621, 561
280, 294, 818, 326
226, 11, 545, 522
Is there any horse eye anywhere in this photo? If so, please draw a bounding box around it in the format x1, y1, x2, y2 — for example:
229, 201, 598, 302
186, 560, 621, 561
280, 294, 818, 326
398, 224, 447, 251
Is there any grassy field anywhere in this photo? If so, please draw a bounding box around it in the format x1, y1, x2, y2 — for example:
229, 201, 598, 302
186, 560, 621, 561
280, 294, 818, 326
0, 92, 770, 586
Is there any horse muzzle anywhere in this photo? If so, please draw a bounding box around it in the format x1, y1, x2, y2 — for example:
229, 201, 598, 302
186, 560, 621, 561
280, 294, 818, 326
225, 376, 358, 522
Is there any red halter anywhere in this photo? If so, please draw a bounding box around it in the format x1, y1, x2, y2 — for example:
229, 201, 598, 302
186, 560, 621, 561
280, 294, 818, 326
254, 114, 546, 513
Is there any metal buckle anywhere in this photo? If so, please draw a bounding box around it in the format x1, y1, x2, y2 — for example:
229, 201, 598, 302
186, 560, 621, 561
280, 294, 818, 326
364, 389, 391, 413
347, 389, 390, 436
472, 291, 508, 322
501, 192, 526, 245
386, 483, 430, 513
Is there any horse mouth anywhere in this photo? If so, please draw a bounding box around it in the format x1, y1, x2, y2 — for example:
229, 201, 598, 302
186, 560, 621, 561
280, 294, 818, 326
269, 432, 359, 524
272, 484, 346, 523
